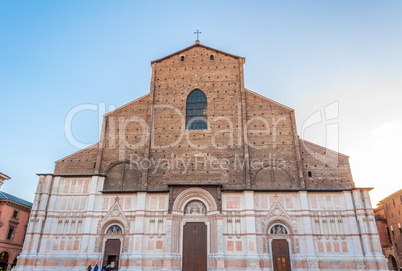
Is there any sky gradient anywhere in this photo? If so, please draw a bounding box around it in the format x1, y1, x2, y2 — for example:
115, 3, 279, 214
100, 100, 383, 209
1, 0, 401, 205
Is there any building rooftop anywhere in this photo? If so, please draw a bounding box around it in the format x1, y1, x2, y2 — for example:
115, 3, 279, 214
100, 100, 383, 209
379, 189, 402, 204
0, 191, 33, 208
0, 172, 11, 180
150, 42, 245, 64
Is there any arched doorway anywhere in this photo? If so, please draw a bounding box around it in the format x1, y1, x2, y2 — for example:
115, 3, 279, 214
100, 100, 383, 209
269, 224, 291, 271
102, 225, 123, 270
182, 222, 207, 271
272, 239, 291, 271
182, 200, 208, 271
11, 254, 19, 269
388, 255, 398, 270
0, 251, 9, 271
103, 239, 121, 270
171, 188, 218, 271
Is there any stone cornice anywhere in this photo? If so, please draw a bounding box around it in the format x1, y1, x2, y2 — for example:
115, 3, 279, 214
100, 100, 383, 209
0, 199, 31, 212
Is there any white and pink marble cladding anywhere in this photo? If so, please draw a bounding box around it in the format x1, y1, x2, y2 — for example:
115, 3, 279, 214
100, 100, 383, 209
221, 190, 386, 270
16, 174, 387, 270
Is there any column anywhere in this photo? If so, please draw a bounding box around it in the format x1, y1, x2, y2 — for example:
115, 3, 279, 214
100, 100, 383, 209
243, 191, 261, 269
346, 191, 364, 261
299, 191, 319, 270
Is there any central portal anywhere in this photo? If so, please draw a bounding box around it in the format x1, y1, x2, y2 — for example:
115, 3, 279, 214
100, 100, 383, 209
272, 239, 291, 271
182, 222, 207, 271
103, 239, 121, 270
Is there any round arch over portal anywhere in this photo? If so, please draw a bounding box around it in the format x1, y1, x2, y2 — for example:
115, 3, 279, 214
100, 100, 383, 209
172, 187, 218, 213
101, 220, 126, 236
265, 219, 296, 255
266, 220, 294, 236
105, 224, 124, 235
388, 255, 398, 270
269, 224, 289, 235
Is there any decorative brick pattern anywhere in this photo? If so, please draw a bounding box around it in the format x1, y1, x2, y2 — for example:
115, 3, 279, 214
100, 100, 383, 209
15, 43, 387, 271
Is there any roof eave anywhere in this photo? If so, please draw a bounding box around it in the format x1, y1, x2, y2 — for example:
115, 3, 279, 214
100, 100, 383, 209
299, 138, 350, 158
0, 172, 11, 180
379, 189, 402, 204
151, 43, 245, 64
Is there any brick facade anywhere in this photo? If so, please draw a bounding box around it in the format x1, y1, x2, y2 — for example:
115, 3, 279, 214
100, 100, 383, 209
16, 42, 386, 270
0, 173, 32, 271
53, 43, 354, 192
375, 189, 402, 270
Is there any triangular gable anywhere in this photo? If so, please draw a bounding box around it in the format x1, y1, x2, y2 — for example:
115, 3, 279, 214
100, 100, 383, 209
299, 139, 349, 158
55, 143, 99, 162
245, 88, 294, 112
102, 196, 128, 227
263, 200, 293, 226
151, 42, 245, 64
104, 93, 150, 117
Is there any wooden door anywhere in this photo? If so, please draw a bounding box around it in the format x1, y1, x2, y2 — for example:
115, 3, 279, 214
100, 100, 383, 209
103, 239, 121, 270
0, 251, 9, 271
272, 239, 291, 271
182, 222, 207, 271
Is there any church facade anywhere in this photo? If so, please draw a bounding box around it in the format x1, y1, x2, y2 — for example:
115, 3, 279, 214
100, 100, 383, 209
16, 42, 387, 270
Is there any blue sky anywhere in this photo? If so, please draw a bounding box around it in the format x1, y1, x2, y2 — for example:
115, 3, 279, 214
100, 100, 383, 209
1, 1, 401, 205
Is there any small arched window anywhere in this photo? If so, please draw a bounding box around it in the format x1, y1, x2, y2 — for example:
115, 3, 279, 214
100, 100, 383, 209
181, 56, 185, 61
210, 55, 214, 60
308, 171, 312, 178
186, 89, 207, 130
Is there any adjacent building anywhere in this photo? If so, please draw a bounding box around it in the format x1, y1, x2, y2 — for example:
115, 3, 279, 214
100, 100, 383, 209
16, 41, 387, 270
375, 189, 402, 270
0, 173, 32, 270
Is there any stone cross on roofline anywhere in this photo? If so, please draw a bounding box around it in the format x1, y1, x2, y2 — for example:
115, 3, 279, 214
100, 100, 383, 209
194, 30, 201, 43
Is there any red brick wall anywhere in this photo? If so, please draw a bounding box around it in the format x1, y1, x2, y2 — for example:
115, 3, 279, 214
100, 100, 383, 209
0, 202, 30, 264
375, 207, 392, 248
53, 44, 354, 191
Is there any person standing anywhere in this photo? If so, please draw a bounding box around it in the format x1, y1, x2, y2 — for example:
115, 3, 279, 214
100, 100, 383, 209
87, 265, 92, 271
94, 264, 99, 271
